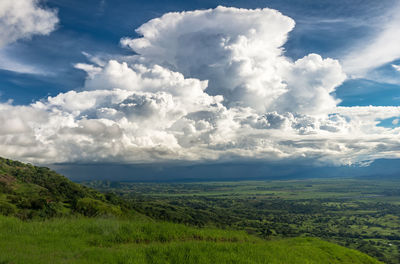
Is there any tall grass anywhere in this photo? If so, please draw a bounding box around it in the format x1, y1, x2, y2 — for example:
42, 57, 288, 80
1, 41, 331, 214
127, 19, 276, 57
0, 215, 381, 264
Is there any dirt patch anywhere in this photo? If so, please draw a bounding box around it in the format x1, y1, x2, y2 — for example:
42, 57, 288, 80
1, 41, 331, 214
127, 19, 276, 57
0, 174, 16, 186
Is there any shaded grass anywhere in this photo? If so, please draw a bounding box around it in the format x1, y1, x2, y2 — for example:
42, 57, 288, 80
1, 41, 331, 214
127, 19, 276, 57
0, 216, 381, 264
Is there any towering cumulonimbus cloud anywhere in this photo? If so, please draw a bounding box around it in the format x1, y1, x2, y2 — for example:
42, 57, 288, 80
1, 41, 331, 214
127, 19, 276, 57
0, 6, 399, 165
121, 6, 346, 115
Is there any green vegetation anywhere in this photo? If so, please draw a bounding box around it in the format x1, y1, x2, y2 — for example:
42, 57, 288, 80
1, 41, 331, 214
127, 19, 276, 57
0, 157, 128, 219
0, 215, 381, 264
85, 179, 400, 263
0, 157, 387, 263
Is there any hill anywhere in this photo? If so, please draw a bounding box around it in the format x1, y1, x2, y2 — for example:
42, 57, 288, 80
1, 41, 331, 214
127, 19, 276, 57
0, 215, 382, 264
0, 157, 127, 219
0, 157, 383, 263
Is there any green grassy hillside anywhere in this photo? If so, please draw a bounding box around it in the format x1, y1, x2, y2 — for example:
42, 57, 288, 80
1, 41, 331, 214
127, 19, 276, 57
0, 157, 384, 263
0, 157, 127, 219
0, 215, 382, 264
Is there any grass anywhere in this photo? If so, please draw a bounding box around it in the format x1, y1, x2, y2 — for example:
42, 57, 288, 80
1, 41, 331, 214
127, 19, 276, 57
0, 215, 381, 264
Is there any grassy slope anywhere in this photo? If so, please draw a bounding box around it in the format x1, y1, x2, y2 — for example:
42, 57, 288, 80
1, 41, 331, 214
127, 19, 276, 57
0, 215, 382, 264
0, 158, 384, 263
0, 157, 126, 219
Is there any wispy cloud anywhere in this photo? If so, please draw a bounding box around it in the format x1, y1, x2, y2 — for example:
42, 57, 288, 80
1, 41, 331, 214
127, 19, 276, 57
341, 3, 400, 77
96, 0, 106, 16
0, 49, 49, 75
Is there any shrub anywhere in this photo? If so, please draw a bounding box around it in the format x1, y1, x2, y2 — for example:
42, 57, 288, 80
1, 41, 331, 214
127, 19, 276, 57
75, 198, 122, 217
0, 201, 16, 216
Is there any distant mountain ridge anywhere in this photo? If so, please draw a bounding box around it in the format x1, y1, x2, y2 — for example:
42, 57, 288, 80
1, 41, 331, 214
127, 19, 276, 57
51, 158, 400, 182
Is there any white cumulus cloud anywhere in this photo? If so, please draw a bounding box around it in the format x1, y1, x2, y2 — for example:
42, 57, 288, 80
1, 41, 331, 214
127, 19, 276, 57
0, 0, 58, 74
0, 0, 58, 47
0, 6, 399, 166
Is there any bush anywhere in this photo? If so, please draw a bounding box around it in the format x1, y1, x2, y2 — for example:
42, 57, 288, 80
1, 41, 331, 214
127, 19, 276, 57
0, 201, 16, 216
75, 198, 122, 217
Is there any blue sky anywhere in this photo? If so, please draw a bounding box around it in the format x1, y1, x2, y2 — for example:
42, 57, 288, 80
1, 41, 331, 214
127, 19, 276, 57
0, 0, 399, 170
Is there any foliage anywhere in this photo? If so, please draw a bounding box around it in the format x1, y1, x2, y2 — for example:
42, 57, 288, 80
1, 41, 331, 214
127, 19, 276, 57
0, 157, 128, 219
75, 197, 122, 217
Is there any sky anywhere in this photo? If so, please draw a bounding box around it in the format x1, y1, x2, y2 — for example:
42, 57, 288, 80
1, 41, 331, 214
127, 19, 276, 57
0, 0, 399, 176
